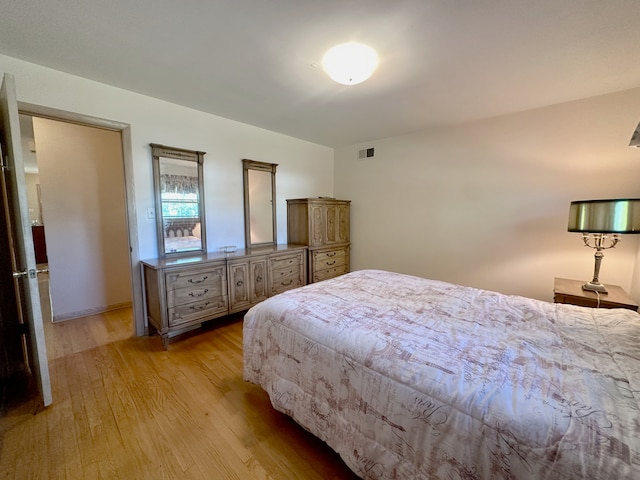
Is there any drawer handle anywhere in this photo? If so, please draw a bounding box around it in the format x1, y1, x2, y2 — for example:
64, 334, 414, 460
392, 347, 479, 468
280, 279, 293, 286
326, 260, 336, 266
255, 276, 263, 282
326, 252, 336, 257
189, 289, 209, 297
188, 276, 209, 284
189, 301, 210, 311
236, 280, 244, 287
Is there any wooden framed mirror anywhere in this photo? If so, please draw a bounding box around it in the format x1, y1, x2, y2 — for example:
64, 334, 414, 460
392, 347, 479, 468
243, 159, 277, 249
151, 143, 206, 256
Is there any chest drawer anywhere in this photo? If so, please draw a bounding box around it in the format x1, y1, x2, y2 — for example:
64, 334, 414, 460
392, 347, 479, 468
310, 246, 349, 283
312, 248, 347, 270
312, 265, 349, 283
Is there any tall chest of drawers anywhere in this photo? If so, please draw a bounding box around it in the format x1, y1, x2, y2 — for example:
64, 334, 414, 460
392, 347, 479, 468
286, 198, 350, 283
142, 245, 307, 348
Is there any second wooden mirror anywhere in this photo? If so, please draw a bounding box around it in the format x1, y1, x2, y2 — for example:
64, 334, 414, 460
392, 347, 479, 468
243, 159, 277, 249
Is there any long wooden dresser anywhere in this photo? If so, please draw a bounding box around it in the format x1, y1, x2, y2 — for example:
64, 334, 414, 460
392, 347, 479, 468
141, 244, 307, 348
287, 198, 350, 283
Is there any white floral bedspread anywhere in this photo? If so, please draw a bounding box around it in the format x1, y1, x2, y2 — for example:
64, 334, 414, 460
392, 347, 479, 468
243, 269, 640, 479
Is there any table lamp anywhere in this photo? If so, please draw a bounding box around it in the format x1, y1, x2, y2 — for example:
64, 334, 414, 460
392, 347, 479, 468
630, 121, 640, 147
567, 198, 640, 293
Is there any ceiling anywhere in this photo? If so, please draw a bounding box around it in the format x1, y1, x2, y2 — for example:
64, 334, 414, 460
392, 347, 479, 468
1, 0, 640, 147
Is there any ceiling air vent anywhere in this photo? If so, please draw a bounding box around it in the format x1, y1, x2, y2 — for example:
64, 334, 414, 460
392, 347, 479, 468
358, 147, 375, 159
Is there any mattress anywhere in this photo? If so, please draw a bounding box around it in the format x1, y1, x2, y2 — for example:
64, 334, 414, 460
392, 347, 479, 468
163, 235, 201, 253
243, 269, 640, 479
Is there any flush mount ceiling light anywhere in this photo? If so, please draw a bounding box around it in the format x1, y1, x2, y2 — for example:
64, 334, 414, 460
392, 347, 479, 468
322, 42, 379, 86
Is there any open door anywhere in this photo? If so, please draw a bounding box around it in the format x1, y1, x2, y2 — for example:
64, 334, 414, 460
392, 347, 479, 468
0, 73, 52, 407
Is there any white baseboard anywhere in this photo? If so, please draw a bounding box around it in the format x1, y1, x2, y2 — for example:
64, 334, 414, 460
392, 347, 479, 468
52, 301, 132, 322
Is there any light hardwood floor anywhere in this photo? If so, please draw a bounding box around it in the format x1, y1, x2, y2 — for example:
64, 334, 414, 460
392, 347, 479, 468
1, 298, 360, 479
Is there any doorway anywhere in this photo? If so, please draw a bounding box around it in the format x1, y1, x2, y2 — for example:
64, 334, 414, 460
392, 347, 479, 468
21, 115, 132, 324
18, 103, 143, 337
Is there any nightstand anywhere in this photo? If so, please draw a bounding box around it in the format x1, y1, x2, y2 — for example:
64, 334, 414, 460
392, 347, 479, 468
553, 277, 639, 311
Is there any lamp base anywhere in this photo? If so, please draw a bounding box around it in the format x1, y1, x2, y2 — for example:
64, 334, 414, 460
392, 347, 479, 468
582, 282, 608, 294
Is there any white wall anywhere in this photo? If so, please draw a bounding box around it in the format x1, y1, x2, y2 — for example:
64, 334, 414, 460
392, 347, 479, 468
33, 117, 132, 320
24, 173, 41, 224
632, 243, 640, 301
20, 115, 42, 224
5, 52, 638, 310
335, 88, 640, 302
0, 54, 334, 331
0, 54, 334, 258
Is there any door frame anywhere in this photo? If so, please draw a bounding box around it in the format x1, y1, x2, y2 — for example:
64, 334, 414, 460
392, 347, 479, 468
19, 102, 144, 336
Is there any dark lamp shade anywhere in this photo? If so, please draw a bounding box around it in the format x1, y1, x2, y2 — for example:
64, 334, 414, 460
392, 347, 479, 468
568, 199, 640, 234
631, 121, 640, 147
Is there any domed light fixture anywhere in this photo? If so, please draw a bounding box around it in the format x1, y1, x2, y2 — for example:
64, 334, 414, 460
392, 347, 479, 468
322, 42, 379, 85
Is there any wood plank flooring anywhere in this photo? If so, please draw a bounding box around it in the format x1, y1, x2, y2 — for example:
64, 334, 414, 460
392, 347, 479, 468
0, 308, 360, 479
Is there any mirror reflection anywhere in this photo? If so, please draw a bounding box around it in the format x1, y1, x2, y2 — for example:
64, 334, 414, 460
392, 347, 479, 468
248, 169, 273, 244
243, 159, 277, 248
151, 144, 206, 256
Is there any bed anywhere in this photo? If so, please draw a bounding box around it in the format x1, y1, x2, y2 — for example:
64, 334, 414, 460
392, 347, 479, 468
243, 269, 640, 479
163, 234, 202, 253
163, 218, 202, 253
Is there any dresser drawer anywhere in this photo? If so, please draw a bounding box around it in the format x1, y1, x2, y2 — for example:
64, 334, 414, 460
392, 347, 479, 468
269, 251, 304, 270
166, 282, 225, 309
167, 296, 229, 327
165, 264, 226, 292
271, 268, 305, 295
269, 251, 305, 295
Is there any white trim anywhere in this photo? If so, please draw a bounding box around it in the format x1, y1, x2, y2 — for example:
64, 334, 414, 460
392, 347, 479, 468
52, 302, 133, 322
